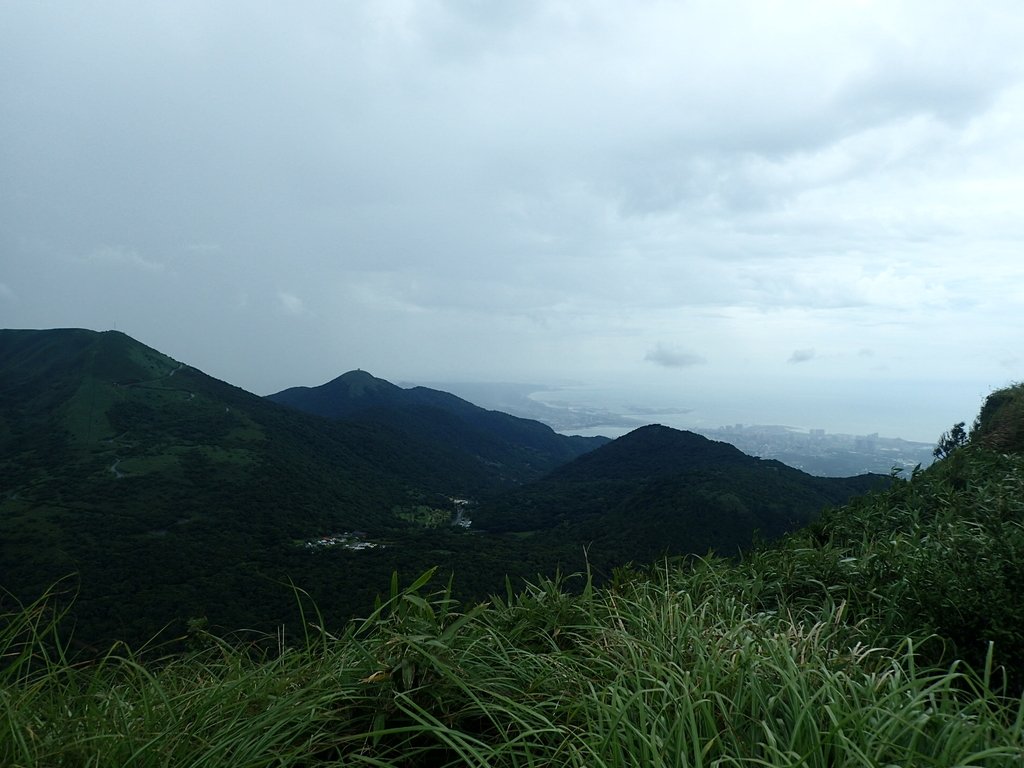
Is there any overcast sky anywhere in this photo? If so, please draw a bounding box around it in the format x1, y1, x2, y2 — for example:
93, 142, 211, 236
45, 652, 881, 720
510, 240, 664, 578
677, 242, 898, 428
3, 1, 1023, 441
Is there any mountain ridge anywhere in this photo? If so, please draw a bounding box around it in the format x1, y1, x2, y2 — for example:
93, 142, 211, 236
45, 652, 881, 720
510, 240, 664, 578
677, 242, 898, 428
1, 327, 889, 651
473, 422, 887, 564
267, 368, 608, 485
1, 328, 511, 643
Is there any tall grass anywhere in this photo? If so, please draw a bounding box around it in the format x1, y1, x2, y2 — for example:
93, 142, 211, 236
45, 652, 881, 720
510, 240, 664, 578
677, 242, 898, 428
741, 447, 1024, 683
3, 560, 1022, 767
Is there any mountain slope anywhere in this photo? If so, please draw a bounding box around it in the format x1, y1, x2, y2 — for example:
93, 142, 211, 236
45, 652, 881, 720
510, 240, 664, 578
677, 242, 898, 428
268, 370, 608, 485
0, 329, 519, 646
473, 424, 888, 563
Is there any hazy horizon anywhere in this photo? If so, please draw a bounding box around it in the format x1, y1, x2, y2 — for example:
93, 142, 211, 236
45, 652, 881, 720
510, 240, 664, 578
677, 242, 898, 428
406, 373, 987, 444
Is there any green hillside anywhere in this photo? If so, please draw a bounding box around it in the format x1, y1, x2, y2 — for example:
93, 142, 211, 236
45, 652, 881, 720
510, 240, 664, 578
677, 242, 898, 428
474, 424, 888, 565
0, 329, 541, 646
2, 329, 891, 653
2, 386, 1023, 766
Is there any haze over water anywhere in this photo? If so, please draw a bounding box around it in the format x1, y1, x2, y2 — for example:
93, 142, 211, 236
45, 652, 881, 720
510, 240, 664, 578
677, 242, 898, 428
427, 375, 989, 444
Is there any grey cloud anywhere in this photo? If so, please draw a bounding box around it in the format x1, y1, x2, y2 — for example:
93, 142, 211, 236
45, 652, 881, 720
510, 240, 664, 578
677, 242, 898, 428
834, 10, 1019, 130
788, 349, 817, 364
645, 344, 707, 368
1, 1, 1023, 443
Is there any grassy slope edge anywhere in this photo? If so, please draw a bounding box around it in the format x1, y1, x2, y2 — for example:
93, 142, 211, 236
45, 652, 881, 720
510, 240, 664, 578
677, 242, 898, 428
2, 385, 1024, 766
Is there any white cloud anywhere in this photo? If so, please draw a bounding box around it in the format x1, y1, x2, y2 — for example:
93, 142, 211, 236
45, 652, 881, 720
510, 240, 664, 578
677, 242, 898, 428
788, 349, 817, 364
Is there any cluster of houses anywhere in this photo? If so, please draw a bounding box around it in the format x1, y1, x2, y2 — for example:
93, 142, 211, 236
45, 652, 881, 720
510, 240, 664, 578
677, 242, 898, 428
303, 531, 381, 551
304, 498, 476, 551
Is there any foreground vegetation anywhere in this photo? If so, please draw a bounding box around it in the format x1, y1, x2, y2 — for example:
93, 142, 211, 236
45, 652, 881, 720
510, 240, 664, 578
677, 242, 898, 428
4, 570, 1023, 766
4, 385, 1024, 766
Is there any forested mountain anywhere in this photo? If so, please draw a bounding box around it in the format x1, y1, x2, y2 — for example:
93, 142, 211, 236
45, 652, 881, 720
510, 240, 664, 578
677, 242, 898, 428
268, 370, 607, 485
1, 328, 885, 652
0, 328, 497, 643
474, 424, 887, 563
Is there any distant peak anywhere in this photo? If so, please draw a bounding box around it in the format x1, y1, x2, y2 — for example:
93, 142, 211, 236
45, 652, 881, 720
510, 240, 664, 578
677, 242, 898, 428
620, 424, 698, 442
305, 369, 399, 399
326, 369, 393, 388
335, 369, 378, 382
629, 423, 670, 433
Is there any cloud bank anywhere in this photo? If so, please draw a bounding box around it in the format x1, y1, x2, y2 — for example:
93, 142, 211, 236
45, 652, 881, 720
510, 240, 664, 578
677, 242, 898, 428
2, 1, 1023, 440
